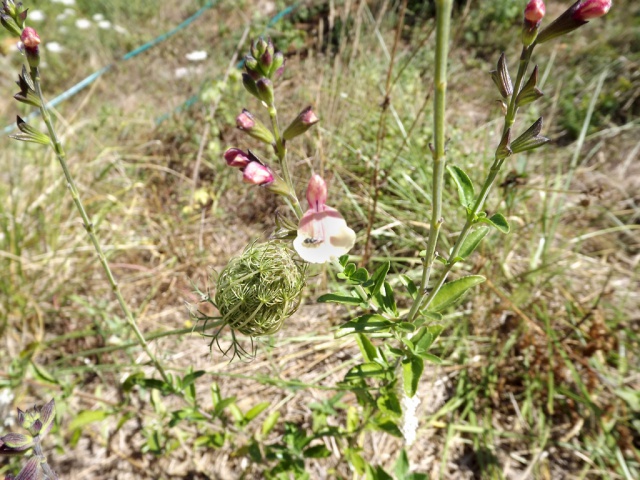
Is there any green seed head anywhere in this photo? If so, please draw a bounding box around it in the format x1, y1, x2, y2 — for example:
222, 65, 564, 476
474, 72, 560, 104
215, 242, 305, 337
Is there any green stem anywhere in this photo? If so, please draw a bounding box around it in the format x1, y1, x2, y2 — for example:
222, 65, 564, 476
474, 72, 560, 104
407, 0, 452, 322
33, 436, 58, 480
31, 67, 171, 385
268, 105, 303, 219
411, 45, 535, 315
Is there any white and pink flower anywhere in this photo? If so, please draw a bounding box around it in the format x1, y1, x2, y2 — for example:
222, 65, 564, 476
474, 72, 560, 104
293, 175, 356, 264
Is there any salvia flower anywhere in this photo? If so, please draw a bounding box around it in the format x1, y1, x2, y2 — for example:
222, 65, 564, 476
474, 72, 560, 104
293, 175, 356, 264
236, 109, 275, 145
537, 0, 611, 44
573, 0, 612, 20
283, 106, 319, 141
224, 148, 251, 168
524, 0, 546, 23
242, 161, 274, 186
20, 27, 40, 48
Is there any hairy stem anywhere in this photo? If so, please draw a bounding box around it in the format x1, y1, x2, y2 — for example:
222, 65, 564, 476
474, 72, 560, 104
407, 0, 453, 322
30, 66, 171, 385
33, 437, 58, 480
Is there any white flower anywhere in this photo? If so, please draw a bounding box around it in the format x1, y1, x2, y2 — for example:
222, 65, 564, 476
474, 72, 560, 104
52, 0, 76, 5
186, 50, 207, 61
92, 13, 105, 22
98, 20, 112, 29
45, 42, 63, 53
75, 18, 91, 29
293, 175, 356, 264
401, 393, 420, 446
29, 10, 45, 22
114, 25, 128, 35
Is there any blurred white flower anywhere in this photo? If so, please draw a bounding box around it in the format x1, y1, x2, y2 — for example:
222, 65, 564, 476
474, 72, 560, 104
29, 10, 45, 22
186, 50, 207, 62
92, 13, 105, 22
46, 42, 63, 53
52, 0, 76, 5
401, 393, 420, 446
114, 25, 128, 35
98, 20, 112, 30
75, 18, 91, 29
175, 67, 189, 79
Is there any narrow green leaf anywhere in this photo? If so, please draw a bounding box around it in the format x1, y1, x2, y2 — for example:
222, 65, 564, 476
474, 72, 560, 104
182, 370, 205, 388
428, 275, 486, 312
402, 355, 424, 397
317, 293, 362, 306
304, 444, 332, 458
399, 274, 418, 299
344, 362, 387, 381
447, 165, 475, 207
356, 334, 377, 362
261, 411, 280, 435
373, 419, 403, 437
416, 352, 443, 364
377, 391, 402, 417
369, 262, 390, 296
479, 213, 510, 233
68, 410, 110, 431
459, 226, 490, 258
337, 314, 393, 338
366, 465, 394, 480
395, 449, 410, 479
245, 402, 270, 422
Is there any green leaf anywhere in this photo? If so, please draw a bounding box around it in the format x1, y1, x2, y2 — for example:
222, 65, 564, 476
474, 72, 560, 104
399, 274, 418, 299
262, 411, 280, 435
30, 361, 58, 385
373, 419, 403, 437
356, 334, 378, 362
394, 322, 416, 333
69, 410, 111, 431
366, 465, 394, 480
345, 448, 366, 475
402, 355, 424, 397
317, 293, 362, 306
395, 449, 410, 479
428, 275, 486, 312
448, 165, 475, 207
344, 362, 387, 381
377, 391, 402, 417
479, 213, 510, 234
337, 314, 393, 338
459, 226, 490, 259
369, 262, 390, 296
245, 402, 270, 422
304, 444, 332, 458
182, 370, 205, 389
350, 267, 370, 285
417, 352, 443, 364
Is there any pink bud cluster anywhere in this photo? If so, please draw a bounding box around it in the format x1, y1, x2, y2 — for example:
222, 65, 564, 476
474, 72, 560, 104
224, 148, 274, 186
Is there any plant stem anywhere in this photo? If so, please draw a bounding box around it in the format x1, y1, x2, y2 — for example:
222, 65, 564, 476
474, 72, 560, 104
33, 437, 58, 480
407, 0, 452, 322
268, 104, 303, 219
410, 45, 535, 316
30, 67, 171, 385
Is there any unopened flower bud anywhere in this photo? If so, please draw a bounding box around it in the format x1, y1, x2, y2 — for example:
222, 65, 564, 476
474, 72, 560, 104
573, 0, 611, 20
306, 174, 327, 211
242, 73, 260, 100
244, 55, 261, 80
224, 148, 251, 168
270, 51, 285, 77
1, 13, 21, 37
242, 161, 274, 186
20, 26, 40, 48
252, 37, 268, 58
537, 0, 611, 44
236, 109, 275, 145
256, 78, 275, 106
283, 106, 320, 141
524, 0, 545, 23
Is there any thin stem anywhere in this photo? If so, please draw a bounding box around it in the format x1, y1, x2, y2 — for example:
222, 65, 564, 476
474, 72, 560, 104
268, 105, 303, 218
410, 45, 535, 316
30, 67, 171, 385
407, 0, 452, 322
33, 437, 58, 480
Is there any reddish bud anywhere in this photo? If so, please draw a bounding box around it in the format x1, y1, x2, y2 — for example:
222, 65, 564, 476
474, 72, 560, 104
236, 109, 275, 145
573, 0, 611, 20
306, 174, 327, 211
242, 161, 274, 186
236, 110, 255, 130
224, 148, 250, 168
283, 106, 320, 141
524, 0, 545, 23
20, 27, 40, 48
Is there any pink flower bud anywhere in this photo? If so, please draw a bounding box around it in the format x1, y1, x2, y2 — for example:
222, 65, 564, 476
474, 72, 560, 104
20, 27, 40, 48
236, 110, 255, 130
573, 0, 611, 21
224, 148, 250, 168
524, 0, 545, 23
306, 174, 327, 211
242, 161, 273, 186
